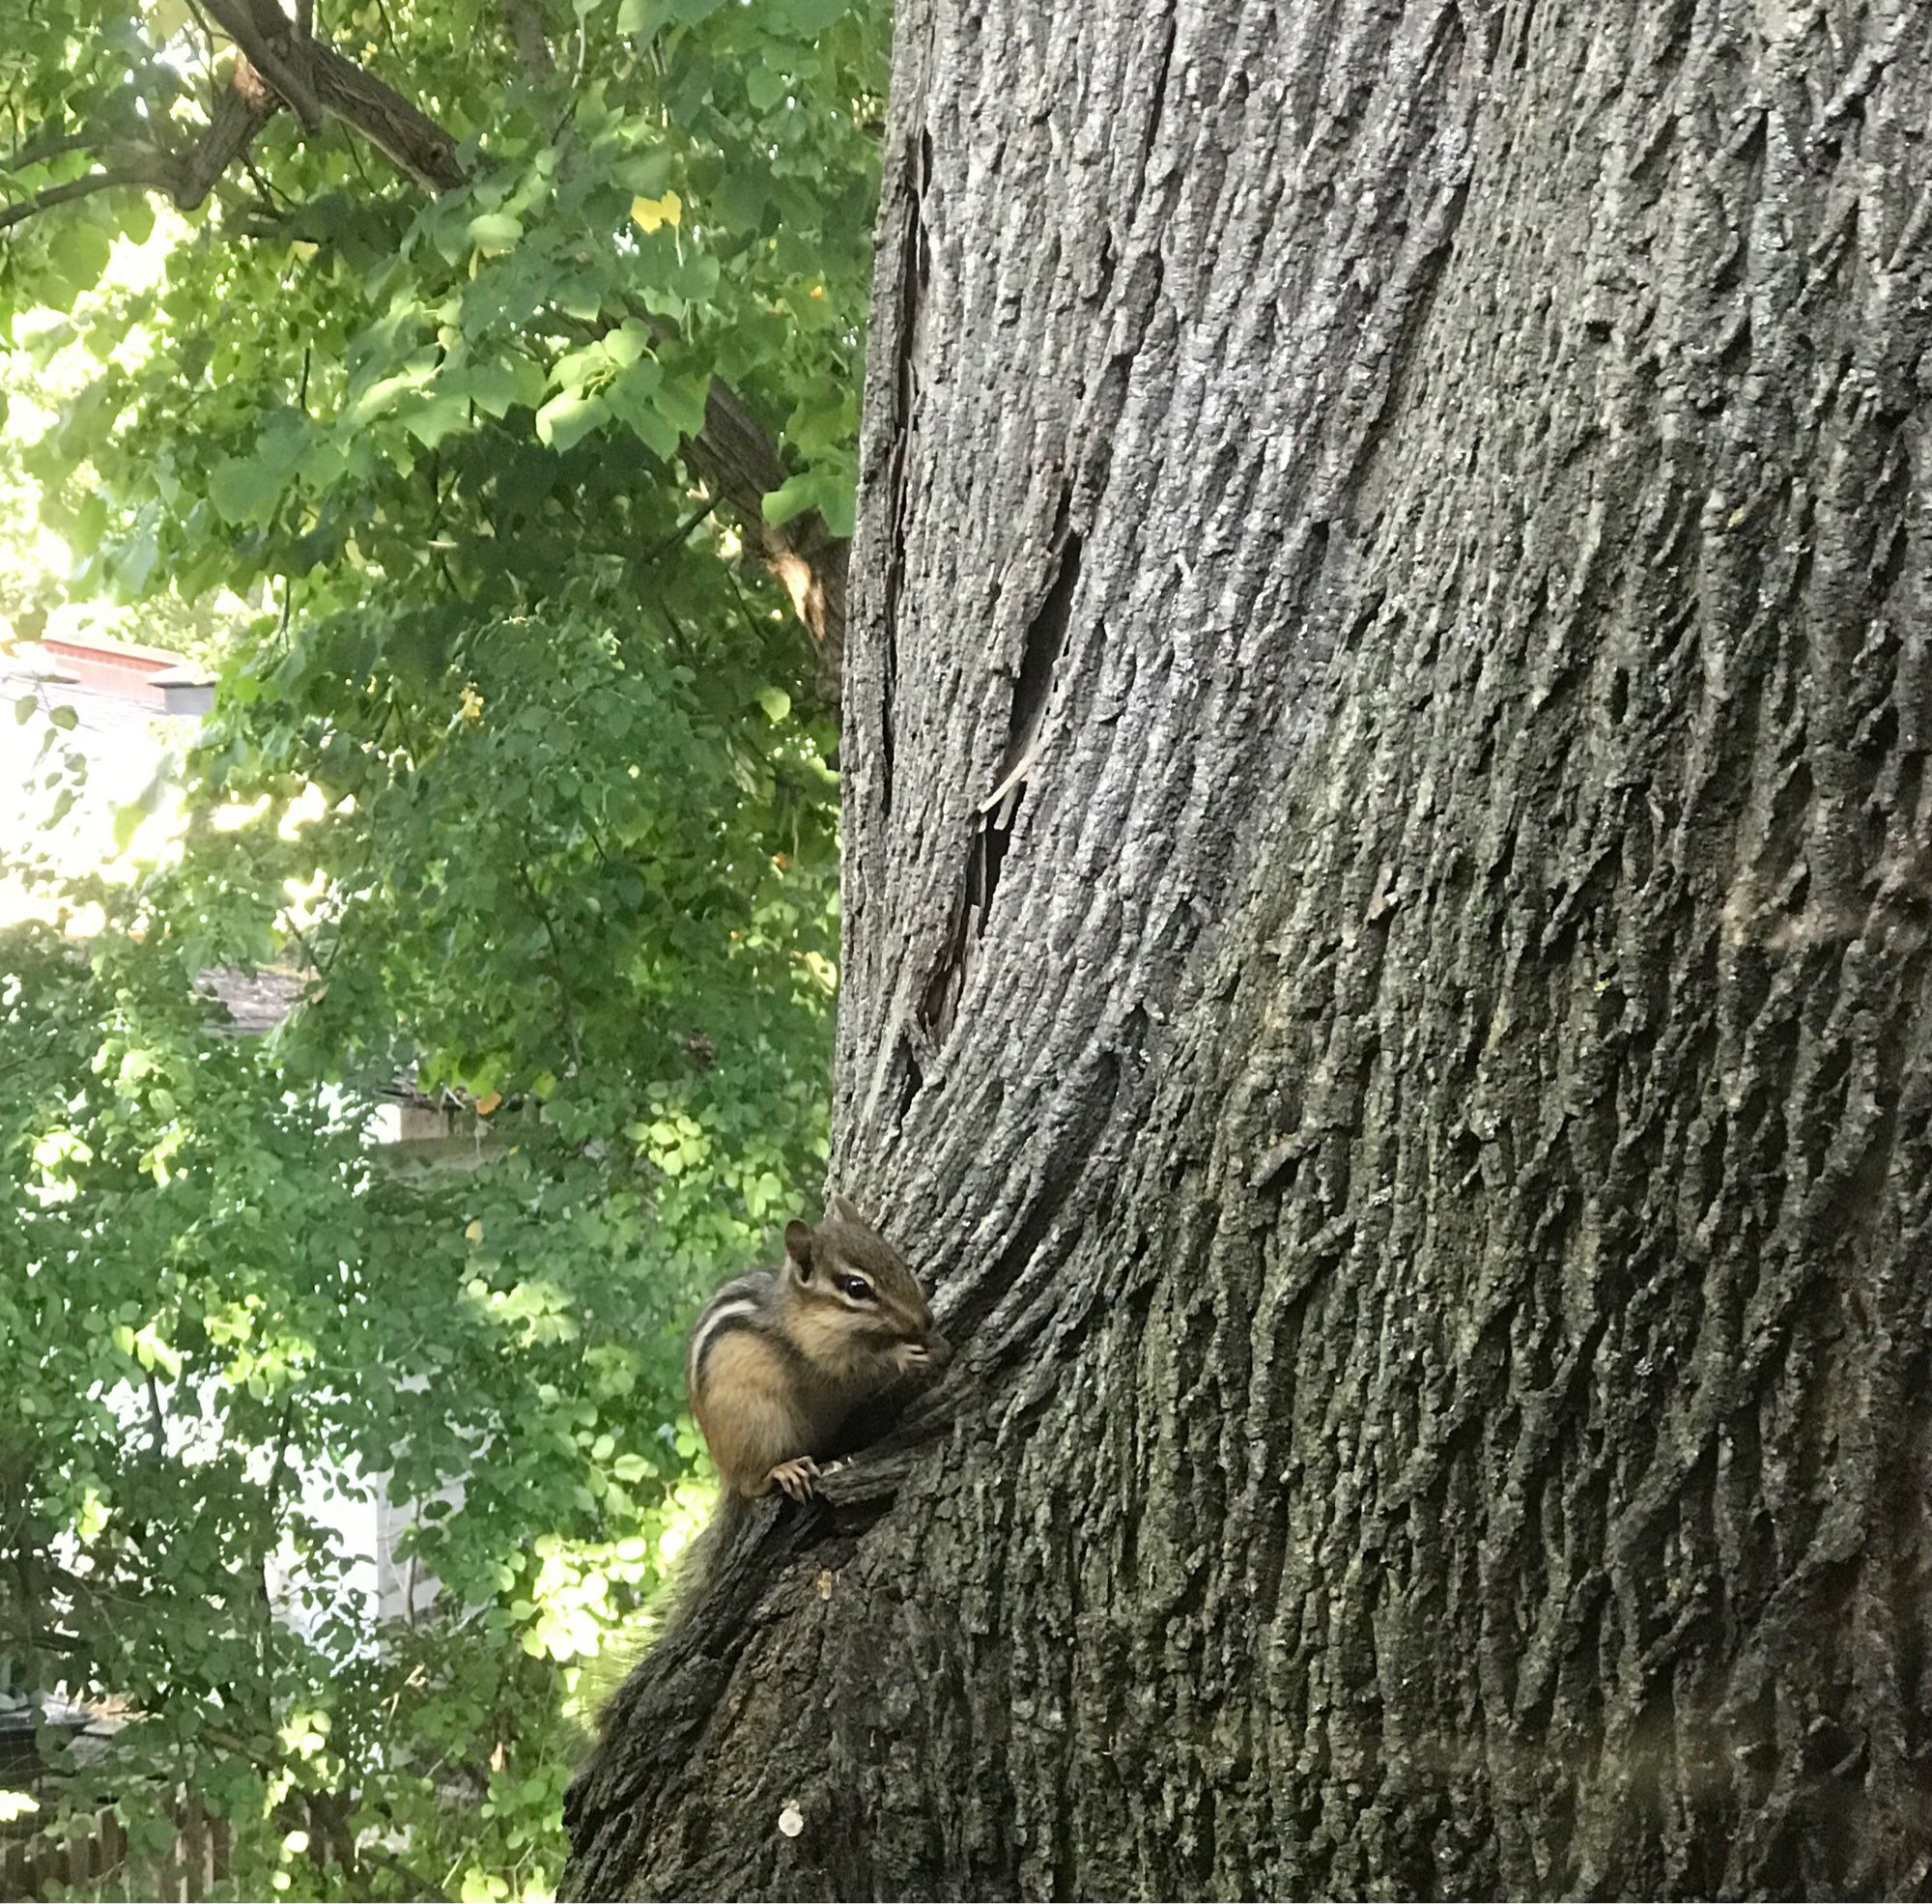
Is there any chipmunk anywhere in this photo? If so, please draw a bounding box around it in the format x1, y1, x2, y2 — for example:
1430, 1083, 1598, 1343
687, 1193, 951, 1502
577, 1197, 949, 1738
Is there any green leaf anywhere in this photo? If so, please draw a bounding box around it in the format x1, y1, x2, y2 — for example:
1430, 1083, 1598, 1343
298, 437, 350, 489
603, 361, 678, 458
602, 322, 652, 370
819, 472, 856, 539
534, 389, 609, 452
747, 65, 790, 111
460, 360, 524, 419
115, 521, 160, 593
469, 211, 525, 253
782, 0, 850, 27
786, 387, 857, 458
755, 687, 791, 724
404, 391, 471, 448
617, 152, 674, 198
49, 220, 113, 294
70, 491, 107, 557
760, 470, 821, 527
552, 345, 606, 392
653, 371, 709, 439
207, 457, 264, 526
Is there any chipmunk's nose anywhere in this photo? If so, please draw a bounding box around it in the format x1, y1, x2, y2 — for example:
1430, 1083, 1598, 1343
924, 1330, 952, 1370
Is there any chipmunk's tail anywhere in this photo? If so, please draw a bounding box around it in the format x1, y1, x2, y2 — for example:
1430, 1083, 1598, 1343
582, 1492, 755, 1736
650, 1492, 753, 1642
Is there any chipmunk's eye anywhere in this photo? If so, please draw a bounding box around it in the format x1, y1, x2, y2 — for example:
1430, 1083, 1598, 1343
834, 1273, 874, 1302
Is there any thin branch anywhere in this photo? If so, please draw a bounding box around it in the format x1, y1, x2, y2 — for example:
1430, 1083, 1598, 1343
369, 0, 406, 65
0, 164, 161, 235
0, 129, 106, 174
0, 64, 274, 233
514, 860, 585, 1073
256, 1400, 296, 1714
641, 493, 721, 564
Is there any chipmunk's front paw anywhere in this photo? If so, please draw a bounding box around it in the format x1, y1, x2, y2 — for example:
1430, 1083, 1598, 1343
768, 1456, 821, 1502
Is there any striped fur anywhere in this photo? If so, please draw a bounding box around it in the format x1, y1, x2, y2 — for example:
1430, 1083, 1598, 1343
685, 1269, 776, 1401
682, 1208, 950, 1501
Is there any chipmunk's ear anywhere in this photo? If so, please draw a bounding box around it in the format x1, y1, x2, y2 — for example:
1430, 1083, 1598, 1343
825, 1191, 867, 1228
783, 1219, 815, 1282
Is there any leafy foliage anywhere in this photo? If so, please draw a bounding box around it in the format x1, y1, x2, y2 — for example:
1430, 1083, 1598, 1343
0, 0, 882, 1893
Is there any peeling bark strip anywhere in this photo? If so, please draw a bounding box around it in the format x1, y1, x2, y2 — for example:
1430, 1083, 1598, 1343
570, 0, 1932, 1897
921, 496, 1081, 1045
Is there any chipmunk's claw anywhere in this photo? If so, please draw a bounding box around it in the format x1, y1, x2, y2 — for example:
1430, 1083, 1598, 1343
768, 1456, 821, 1502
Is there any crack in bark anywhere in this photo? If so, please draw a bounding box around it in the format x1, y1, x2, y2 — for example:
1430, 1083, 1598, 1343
876, 128, 932, 821
919, 502, 1082, 1048
1129, 2, 1178, 211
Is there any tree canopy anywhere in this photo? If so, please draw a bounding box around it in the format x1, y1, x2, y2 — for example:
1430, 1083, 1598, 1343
0, 0, 884, 1893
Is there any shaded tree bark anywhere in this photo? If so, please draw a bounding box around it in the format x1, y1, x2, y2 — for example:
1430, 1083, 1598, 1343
569, 0, 1932, 1895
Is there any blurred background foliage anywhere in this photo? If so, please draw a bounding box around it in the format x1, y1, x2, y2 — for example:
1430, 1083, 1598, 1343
0, 0, 882, 1892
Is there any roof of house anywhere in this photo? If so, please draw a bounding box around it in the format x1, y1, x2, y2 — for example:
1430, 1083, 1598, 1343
193, 968, 465, 1110
197, 965, 311, 1037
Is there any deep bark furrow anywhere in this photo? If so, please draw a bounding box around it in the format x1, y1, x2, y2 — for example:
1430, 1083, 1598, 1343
570, 0, 1932, 1897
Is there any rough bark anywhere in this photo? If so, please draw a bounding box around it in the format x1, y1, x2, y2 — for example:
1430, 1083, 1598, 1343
569, 0, 1932, 1896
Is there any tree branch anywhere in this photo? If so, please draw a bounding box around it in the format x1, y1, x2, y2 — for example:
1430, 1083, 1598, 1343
682, 378, 847, 701
501, 0, 555, 75
197, 0, 325, 129
0, 164, 162, 235
175, 57, 282, 210
0, 129, 110, 174
14, 4, 847, 698
0, 59, 279, 233
196, 1, 847, 695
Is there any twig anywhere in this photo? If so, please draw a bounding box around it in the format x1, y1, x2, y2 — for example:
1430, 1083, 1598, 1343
0, 165, 159, 235
0, 129, 104, 174
640, 493, 720, 563
514, 860, 585, 1072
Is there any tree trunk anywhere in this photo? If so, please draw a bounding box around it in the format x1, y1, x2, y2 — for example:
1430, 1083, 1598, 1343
567, 0, 1932, 1895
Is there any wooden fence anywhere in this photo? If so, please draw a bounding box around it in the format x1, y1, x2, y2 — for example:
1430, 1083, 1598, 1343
0, 1797, 230, 1902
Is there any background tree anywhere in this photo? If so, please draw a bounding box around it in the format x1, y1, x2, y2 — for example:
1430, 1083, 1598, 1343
3, 0, 870, 682
1, 0, 885, 1894
569, 0, 1932, 1896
